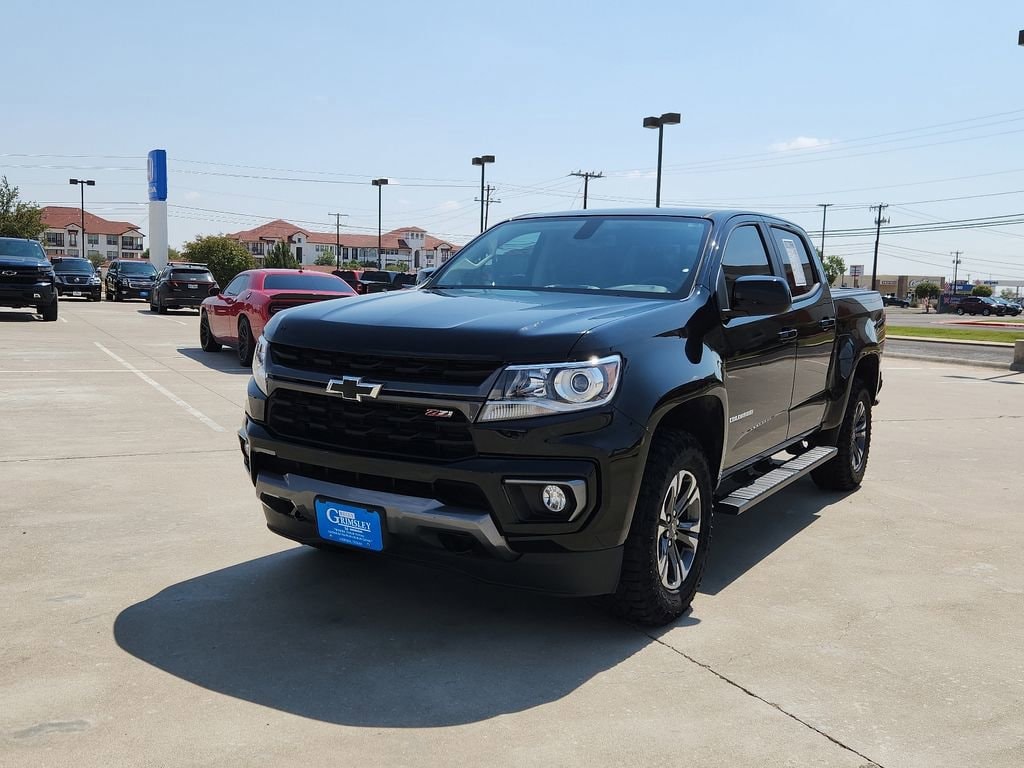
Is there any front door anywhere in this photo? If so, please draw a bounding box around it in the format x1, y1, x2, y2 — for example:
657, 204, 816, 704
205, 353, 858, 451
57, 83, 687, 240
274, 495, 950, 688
765, 226, 837, 438
718, 220, 797, 468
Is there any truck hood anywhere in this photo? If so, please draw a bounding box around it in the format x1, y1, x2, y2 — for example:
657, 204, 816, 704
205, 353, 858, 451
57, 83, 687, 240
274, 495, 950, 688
0, 256, 48, 268
266, 288, 668, 361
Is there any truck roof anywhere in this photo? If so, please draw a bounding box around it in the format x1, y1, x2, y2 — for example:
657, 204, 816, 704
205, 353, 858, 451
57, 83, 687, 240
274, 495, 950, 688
508, 207, 801, 227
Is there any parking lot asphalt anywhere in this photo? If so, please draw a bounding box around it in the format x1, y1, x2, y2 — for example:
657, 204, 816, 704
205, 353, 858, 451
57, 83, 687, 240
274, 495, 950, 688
2, 300, 1023, 768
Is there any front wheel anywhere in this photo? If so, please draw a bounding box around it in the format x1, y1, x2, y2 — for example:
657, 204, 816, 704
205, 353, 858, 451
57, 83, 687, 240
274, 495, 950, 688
982, 308, 991, 317
237, 316, 255, 366
38, 300, 58, 322
610, 431, 713, 626
812, 386, 872, 491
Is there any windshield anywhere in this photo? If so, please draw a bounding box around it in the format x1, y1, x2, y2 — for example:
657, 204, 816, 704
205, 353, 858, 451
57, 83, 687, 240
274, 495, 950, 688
0, 239, 47, 260
263, 273, 352, 291
119, 261, 157, 277
171, 268, 214, 281
53, 258, 94, 274
433, 216, 711, 295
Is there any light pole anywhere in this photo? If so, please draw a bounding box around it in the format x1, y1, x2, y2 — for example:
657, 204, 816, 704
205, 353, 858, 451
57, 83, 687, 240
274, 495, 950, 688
816, 203, 832, 260
371, 179, 388, 269
471, 155, 495, 232
69, 178, 95, 257
642, 112, 681, 207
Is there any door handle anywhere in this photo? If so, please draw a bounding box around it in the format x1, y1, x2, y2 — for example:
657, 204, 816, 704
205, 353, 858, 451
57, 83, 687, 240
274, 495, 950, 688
819, 317, 836, 331
778, 329, 798, 342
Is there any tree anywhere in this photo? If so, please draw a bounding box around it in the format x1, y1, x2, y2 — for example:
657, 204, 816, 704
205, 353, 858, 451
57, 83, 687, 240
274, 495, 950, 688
0, 176, 44, 239
971, 284, 993, 297
914, 281, 941, 313
264, 241, 299, 269
142, 246, 181, 262
87, 253, 105, 270
314, 251, 338, 267
181, 235, 254, 287
999, 288, 1017, 300
821, 254, 846, 286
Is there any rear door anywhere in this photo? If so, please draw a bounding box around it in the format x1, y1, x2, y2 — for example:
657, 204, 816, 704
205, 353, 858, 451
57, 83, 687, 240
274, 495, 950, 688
718, 218, 796, 467
765, 225, 837, 439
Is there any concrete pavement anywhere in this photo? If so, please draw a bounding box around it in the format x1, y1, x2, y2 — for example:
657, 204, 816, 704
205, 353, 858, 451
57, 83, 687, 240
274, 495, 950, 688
1, 300, 1023, 768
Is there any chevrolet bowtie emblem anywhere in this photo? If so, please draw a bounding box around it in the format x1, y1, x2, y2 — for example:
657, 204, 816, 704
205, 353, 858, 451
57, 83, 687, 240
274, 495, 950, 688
326, 376, 383, 402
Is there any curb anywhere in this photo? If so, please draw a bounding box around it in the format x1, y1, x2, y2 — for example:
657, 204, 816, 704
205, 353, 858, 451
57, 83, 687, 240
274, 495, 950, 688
885, 351, 1011, 371
886, 335, 1016, 348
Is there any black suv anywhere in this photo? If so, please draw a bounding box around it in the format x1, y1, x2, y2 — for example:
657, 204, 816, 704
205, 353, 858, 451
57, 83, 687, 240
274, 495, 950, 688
150, 263, 217, 313
106, 259, 158, 301
0, 237, 58, 321
52, 257, 101, 301
955, 296, 1005, 316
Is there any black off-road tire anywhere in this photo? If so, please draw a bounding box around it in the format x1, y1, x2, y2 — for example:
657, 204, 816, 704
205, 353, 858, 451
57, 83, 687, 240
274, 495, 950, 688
199, 312, 221, 352
811, 385, 872, 491
38, 300, 59, 322
610, 431, 713, 626
956, 308, 964, 315
237, 316, 255, 366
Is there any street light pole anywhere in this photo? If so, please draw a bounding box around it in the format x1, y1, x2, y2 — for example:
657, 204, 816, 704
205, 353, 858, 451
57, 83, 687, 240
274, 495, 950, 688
69, 178, 95, 257
371, 179, 388, 269
471, 155, 495, 232
642, 112, 681, 207
816, 203, 832, 259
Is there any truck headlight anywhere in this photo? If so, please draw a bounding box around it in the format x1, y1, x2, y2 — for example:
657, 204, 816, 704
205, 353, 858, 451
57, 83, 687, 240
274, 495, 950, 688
478, 355, 621, 422
252, 336, 269, 394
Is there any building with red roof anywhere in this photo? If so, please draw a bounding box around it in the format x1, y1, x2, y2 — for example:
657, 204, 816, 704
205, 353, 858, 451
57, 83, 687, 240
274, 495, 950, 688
226, 219, 460, 271
40, 207, 145, 261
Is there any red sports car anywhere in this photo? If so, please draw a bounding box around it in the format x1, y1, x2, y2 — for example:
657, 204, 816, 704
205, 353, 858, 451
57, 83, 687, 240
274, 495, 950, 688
199, 269, 356, 365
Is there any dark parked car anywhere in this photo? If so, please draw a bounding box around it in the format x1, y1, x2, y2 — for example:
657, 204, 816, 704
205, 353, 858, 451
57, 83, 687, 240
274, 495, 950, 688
150, 263, 217, 313
106, 259, 158, 301
992, 297, 1021, 316
52, 257, 101, 301
333, 269, 366, 294
360, 270, 413, 293
955, 296, 1005, 316
882, 294, 910, 308
0, 237, 58, 320
239, 208, 884, 626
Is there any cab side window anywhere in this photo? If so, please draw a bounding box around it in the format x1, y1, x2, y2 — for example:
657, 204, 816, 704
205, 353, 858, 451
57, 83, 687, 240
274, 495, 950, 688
770, 228, 819, 299
222, 274, 247, 297
720, 225, 773, 303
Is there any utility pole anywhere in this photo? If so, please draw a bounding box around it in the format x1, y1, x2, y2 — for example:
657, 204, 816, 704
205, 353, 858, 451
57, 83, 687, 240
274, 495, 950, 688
951, 251, 962, 295
869, 203, 889, 292
816, 203, 832, 259
474, 185, 501, 229
570, 170, 604, 210
329, 212, 348, 269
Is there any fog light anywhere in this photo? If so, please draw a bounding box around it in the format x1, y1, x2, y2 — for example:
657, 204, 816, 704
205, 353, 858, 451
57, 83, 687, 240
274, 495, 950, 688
542, 485, 567, 512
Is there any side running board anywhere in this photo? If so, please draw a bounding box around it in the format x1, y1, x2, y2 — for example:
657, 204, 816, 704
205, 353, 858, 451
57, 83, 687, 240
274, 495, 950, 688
716, 446, 838, 515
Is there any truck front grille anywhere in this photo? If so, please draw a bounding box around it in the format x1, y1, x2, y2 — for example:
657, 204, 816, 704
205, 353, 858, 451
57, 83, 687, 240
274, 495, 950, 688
266, 388, 476, 462
270, 343, 499, 387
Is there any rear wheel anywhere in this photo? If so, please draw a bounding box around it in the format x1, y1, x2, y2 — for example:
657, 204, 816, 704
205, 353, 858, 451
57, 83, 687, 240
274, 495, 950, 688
812, 385, 872, 491
199, 312, 221, 352
610, 431, 712, 626
982, 308, 991, 317
956, 308, 964, 315
237, 316, 255, 366
157, 295, 167, 314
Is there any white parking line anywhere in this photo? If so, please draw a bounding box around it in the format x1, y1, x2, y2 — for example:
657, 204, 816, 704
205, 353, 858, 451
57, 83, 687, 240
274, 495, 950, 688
93, 342, 225, 432
59, 316, 68, 323
0, 369, 164, 374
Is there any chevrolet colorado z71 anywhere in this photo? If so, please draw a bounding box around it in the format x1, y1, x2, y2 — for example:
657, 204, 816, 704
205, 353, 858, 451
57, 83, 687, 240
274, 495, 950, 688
238, 209, 884, 625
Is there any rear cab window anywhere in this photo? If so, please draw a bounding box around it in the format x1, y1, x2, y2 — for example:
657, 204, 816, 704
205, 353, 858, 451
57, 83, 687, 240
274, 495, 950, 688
769, 227, 819, 299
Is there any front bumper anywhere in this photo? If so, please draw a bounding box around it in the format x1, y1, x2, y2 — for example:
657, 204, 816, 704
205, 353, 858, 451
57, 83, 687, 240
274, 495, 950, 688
238, 384, 648, 596
57, 283, 101, 299
112, 284, 154, 300
0, 282, 57, 308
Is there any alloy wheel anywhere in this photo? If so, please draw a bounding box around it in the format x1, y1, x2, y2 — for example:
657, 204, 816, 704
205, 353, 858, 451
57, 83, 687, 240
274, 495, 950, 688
851, 399, 868, 473
656, 470, 701, 590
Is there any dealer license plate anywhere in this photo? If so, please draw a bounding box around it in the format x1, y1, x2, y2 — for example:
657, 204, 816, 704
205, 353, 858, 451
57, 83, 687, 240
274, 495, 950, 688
72, 291, 82, 296
314, 498, 383, 551
188, 283, 198, 289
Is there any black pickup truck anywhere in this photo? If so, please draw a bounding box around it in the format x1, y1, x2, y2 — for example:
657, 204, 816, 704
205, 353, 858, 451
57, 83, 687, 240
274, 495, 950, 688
239, 209, 884, 625
0, 237, 59, 320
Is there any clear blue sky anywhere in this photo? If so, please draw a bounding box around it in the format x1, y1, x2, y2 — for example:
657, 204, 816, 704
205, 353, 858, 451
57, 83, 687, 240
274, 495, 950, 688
4, 0, 1024, 285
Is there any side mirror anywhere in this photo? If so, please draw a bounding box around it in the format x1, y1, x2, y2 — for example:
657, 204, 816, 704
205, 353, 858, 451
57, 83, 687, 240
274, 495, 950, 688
729, 275, 792, 316
209, 286, 220, 297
